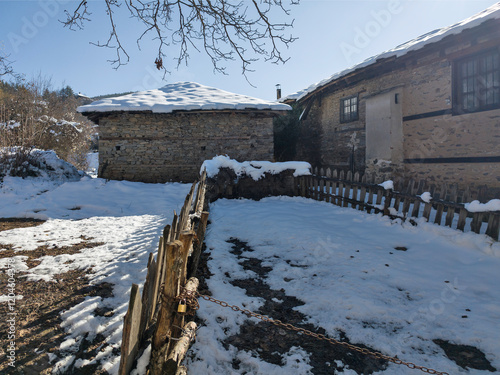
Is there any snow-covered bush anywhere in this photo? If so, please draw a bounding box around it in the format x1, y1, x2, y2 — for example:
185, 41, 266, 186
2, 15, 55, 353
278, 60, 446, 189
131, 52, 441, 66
0, 147, 85, 181
0, 78, 97, 171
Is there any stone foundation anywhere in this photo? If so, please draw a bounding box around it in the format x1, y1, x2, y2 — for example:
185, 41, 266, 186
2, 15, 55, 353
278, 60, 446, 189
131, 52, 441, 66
206, 168, 298, 202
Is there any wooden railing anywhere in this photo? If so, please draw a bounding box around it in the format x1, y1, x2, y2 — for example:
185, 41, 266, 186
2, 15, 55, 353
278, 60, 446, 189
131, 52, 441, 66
296, 168, 499, 241
118, 171, 209, 375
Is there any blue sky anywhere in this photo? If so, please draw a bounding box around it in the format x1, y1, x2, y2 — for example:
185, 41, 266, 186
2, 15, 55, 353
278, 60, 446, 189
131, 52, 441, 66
0, 0, 497, 101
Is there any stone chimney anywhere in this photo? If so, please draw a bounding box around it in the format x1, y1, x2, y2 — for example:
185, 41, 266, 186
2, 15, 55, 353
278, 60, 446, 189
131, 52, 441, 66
276, 84, 281, 100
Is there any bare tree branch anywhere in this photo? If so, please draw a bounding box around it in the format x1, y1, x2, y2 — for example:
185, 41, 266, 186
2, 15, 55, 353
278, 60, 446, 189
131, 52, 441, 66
61, 0, 130, 69
0, 53, 18, 78
61, 0, 299, 76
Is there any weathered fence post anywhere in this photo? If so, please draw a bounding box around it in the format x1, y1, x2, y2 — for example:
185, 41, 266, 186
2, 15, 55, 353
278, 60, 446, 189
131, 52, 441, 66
117, 172, 208, 375
188, 211, 210, 279
485, 213, 500, 241
434, 203, 444, 225
470, 212, 483, 234
118, 284, 142, 375
140, 254, 157, 339
456, 207, 468, 232
422, 201, 432, 221
444, 206, 455, 227
153, 241, 184, 350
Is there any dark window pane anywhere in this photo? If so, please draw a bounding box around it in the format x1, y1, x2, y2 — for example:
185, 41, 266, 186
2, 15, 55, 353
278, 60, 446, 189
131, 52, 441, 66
456, 50, 500, 112
340, 95, 358, 122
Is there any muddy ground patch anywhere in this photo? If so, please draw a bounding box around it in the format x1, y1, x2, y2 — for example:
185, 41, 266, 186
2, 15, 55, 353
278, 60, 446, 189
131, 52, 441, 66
0, 220, 112, 375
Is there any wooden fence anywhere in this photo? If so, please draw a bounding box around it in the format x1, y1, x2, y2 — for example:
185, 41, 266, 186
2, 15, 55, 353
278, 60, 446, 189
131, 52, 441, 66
118, 171, 209, 375
296, 168, 499, 241
117, 166, 498, 374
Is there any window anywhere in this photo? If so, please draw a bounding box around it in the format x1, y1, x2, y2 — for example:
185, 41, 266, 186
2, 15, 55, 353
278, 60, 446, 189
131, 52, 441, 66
340, 95, 359, 123
454, 49, 500, 114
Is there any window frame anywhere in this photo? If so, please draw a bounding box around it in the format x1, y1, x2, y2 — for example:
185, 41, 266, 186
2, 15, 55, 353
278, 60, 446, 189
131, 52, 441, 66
340, 94, 359, 123
453, 48, 500, 115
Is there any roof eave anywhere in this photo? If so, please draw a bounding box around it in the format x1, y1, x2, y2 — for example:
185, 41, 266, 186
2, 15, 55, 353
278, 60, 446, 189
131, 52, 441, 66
80, 107, 291, 122
296, 16, 500, 104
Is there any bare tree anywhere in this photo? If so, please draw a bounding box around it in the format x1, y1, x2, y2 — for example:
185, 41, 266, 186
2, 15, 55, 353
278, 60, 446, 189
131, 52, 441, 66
62, 0, 299, 75
0, 53, 18, 79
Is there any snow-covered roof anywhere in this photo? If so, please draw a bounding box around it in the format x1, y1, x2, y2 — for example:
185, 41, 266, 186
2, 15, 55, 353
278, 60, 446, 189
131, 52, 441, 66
78, 82, 291, 114
283, 2, 500, 102
76, 92, 91, 99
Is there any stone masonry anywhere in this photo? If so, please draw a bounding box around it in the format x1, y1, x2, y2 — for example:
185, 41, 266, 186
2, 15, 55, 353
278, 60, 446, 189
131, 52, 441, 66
96, 111, 275, 182
296, 18, 500, 193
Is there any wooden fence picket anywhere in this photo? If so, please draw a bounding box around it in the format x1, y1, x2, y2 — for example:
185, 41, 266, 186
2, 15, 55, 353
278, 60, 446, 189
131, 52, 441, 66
358, 185, 367, 211
188, 211, 210, 279
366, 187, 374, 214
325, 169, 332, 203
444, 206, 455, 227
152, 236, 165, 310
118, 284, 142, 375
485, 213, 500, 241
401, 197, 411, 218
319, 177, 325, 201
296, 168, 499, 242
383, 190, 392, 215
471, 213, 483, 234
171, 212, 179, 242
411, 199, 421, 218
393, 195, 401, 213
375, 187, 383, 206
117, 172, 208, 375
351, 183, 358, 209
456, 208, 468, 231
140, 254, 157, 338
434, 203, 444, 225
342, 180, 351, 207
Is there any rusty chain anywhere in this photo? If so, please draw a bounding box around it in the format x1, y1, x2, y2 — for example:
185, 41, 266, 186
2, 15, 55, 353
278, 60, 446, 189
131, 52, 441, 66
176, 289, 450, 375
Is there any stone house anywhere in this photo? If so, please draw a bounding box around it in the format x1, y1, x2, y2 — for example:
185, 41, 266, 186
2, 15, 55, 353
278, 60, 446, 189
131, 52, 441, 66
284, 4, 500, 192
78, 82, 291, 182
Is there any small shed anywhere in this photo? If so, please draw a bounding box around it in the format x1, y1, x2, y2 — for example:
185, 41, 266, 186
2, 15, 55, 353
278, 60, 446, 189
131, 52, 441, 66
78, 82, 291, 182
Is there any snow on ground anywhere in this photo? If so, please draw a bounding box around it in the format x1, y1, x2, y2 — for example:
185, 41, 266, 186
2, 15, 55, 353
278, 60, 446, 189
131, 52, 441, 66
86, 152, 99, 178
1, 152, 499, 374
0, 163, 191, 373
187, 197, 500, 374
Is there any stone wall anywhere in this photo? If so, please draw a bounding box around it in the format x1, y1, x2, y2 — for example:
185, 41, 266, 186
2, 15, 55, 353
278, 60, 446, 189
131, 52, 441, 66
96, 111, 275, 182
297, 20, 500, 194
205, 167, 298, 202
